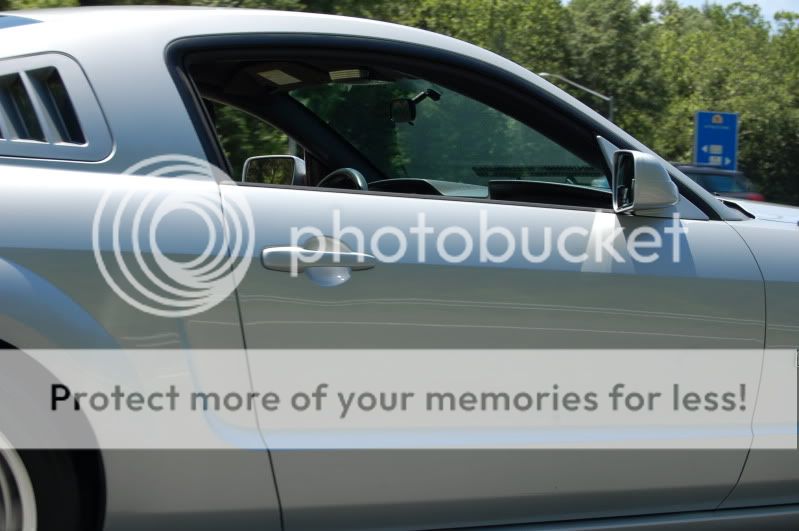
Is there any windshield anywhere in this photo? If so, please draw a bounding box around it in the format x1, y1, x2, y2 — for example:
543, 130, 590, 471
291, 79, 605, 188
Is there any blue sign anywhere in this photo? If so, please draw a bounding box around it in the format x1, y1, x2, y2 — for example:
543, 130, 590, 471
694, 111, 739, 170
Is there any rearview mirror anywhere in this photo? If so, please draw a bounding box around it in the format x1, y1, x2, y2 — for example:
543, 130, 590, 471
390, 89, 442, 124
242, 155, 306, 186
612, 150, 679, 213
390, 99, 416, 124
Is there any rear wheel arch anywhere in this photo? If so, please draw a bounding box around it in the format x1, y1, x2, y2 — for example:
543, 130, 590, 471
0, 339, 106, 531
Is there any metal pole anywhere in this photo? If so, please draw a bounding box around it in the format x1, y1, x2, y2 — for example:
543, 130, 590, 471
539, 72, 615, 122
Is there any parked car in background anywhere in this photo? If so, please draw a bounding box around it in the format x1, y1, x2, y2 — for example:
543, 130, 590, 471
674, 163, 765, 201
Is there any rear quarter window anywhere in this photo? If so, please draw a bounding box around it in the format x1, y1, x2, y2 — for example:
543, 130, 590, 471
0, 52, 112, 162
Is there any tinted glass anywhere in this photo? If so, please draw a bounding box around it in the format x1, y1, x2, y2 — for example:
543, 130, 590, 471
291, 80, 605, 188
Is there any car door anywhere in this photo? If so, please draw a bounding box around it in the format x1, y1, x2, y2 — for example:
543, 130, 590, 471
231, 189, 764, 531
192, 46, 766, 530
718, 219, 799, 509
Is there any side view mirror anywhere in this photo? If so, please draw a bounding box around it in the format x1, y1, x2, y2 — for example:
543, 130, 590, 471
242, 155, 307, 186
612, 150, 679, 213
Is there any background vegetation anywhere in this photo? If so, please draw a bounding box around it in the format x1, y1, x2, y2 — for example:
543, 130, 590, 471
3, 0, 798, 204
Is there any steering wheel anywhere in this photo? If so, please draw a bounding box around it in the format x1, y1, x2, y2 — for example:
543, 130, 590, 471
317, 168, 368, 191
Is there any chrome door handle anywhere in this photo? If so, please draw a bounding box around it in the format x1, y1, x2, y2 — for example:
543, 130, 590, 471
261, 246, 377, 273
262, 236, 376, 287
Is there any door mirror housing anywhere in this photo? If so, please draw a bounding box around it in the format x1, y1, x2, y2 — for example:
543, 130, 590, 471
612, 150, 679, 213
242, 155, 306, 186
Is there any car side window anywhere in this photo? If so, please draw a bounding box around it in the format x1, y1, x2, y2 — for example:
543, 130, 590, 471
189, 54, 610, 208
292, 81, 606, 190
0, 53, 112, 161
206, 100, 294, 180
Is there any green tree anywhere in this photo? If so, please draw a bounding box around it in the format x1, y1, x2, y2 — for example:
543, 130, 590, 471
648, 2, 797, 201
567, 0, 664, 137
5, 0, 77, 7
400, 0, 572, 75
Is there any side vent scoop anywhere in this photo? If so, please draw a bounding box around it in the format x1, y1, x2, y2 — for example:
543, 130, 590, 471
0, 53, 111, 161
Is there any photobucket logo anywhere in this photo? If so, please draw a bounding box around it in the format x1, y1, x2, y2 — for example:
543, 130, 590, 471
91, 155, 255, 318
289, 209, 687, 274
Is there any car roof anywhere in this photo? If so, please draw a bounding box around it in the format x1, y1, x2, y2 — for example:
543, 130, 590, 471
0, 6, 500, 64
672, 164, 744, 178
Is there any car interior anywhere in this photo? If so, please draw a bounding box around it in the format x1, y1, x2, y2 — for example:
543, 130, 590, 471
186, 50, 615, 210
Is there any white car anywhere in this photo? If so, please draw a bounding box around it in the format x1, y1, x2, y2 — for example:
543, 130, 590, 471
0, 7, 797, 531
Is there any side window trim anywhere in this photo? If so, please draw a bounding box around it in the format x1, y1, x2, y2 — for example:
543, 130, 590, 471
169, 35, 605, 173
166, 36, 630, 213
238, 180, 617, 214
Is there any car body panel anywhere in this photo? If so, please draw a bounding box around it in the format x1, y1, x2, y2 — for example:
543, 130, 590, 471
722, 198, 799, 225
721, 216, 799, 508
0, 165, 282, 530
232, 184, 765, 530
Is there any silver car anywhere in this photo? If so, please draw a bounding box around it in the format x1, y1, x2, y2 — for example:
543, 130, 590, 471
0, 6, 797, 531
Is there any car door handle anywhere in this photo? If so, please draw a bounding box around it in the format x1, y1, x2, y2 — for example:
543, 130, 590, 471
261, 246, 377, 273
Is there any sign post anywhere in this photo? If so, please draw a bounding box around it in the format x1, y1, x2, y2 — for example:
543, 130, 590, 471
694, 111, 739, 170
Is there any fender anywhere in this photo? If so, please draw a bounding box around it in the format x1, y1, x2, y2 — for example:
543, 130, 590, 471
0, 257, 117, 350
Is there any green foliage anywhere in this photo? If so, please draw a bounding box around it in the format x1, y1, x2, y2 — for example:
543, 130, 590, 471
399, 0, 572, 74
5, 0, 77, 7
5, 0, 798, 204
209, 102, 289, 179
567, 0, 664, 140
